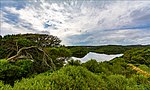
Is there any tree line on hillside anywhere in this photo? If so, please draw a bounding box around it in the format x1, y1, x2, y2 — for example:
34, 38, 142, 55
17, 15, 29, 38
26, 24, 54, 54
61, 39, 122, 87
67, 45, 150, 58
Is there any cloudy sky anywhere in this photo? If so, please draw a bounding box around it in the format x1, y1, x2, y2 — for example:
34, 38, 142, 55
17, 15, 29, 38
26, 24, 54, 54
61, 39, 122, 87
0, 0, 150, 45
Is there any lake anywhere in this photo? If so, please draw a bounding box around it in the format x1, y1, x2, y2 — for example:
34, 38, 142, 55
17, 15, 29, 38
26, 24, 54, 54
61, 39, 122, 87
70, 52, 123, 63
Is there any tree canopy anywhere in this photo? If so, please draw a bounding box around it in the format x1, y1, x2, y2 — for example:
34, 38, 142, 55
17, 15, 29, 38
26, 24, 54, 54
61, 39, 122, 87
0, 34, 61, 59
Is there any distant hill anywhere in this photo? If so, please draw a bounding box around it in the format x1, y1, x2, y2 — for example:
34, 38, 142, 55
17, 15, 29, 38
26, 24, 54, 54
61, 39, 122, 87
67, 45, 150, 58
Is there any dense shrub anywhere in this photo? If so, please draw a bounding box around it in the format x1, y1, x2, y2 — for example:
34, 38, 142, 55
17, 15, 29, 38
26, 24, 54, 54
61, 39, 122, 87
3, 66, 104, 90
138, 65, 150, 73
106, 75, 127, 90
67, 59, 81, 66
0, 65, 149, 90
103, 74, 150, 90
0, 81, 11, 90
0, 59, 33, 86
44, 47, 72, 69
81, 58, 135, 77
123, 48, 150, 65
82, 59, 102, 73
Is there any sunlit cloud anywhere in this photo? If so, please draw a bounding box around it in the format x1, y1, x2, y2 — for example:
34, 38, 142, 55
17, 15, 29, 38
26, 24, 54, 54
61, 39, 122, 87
1, 0, 150, 45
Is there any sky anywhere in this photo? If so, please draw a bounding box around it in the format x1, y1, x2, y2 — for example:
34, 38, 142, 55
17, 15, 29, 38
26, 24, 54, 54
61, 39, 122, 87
0, 0, 150, 46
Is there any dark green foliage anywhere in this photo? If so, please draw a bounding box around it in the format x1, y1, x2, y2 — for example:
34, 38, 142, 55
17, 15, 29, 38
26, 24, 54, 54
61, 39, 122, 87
0, 47, 8, 59
20, 47, 51, 73
68, 46, 89, 58
67, 45, 150, 58
0, 34, 61, 59
106, 75, 127, 90
20, 34, 61, 47
45, 47, 72, 59
58, 47, 72, 57
138, 65, 150, 73
44, 47, 72, 69
0, 59, 33, 86
123, 48, 150, 65
82, 59, 101, 73
95, 45, 127, 54
67, 59, 81, 66
4, 66, 104, 90
81, 57, 138, 77
2, 34, 61, 47
15, 60, 33, 76
17, 38, 35, 47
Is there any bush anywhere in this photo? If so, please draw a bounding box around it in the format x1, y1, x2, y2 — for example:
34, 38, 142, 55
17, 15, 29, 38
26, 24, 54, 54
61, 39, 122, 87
106, 75, 127, 90
123, 48, 150, 65
82, 59, 101, 73
0, 59, 33, 86
1, 65, 150, 90
138, 65, 150, 73
127, 75, 150, 90
44, 47, 72, 69
0, 81, 11, 90
67, 59, 81, 66
6, 66, 104, 90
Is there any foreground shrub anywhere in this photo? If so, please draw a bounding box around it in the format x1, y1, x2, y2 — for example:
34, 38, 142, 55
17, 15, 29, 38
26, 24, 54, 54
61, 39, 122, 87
123, 48, 150, 65
106, 75, 127, 90
0, 59, 33, 86
10, 66, 104, 90
0, 81, 11, 90
1, 65, 150, 90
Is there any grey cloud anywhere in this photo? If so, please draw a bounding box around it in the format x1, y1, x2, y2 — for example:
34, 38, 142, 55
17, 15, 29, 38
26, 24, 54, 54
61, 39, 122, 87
130, 6, 150, 24
67, 29, 150, 45
1, 0, 150, 45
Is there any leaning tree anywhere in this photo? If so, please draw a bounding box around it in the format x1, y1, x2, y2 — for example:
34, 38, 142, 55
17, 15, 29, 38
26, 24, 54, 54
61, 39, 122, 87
0, 34, 62, 71
7, 46, 56, 71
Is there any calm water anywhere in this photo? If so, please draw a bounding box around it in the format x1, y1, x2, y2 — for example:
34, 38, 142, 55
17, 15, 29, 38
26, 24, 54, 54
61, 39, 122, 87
71, 52, 123, 63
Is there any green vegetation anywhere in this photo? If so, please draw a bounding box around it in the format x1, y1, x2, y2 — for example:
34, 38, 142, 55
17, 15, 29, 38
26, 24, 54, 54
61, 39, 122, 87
44, 47, 72, 69
0, 66, 149, 90
0, 34, 71, 85
0, 59, 33, 86
67, 45, 150, 58
0, 34, 61, 59
0, 34, 150, 89
124, 48, 150, 65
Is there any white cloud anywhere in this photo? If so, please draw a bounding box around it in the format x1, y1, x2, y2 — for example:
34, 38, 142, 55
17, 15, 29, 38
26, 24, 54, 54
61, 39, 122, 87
1, 0, 150, 45
1, 22, 33, 35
